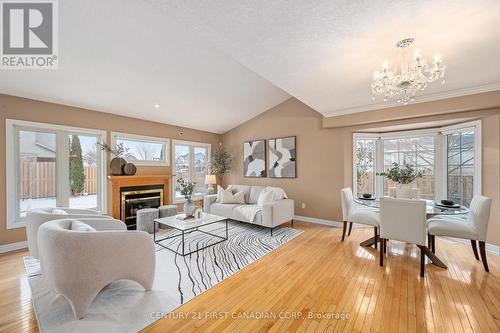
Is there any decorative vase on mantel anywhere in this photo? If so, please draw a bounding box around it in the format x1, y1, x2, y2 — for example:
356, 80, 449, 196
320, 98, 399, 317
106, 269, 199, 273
183, 199, 196, 217
395, 183, 412, 199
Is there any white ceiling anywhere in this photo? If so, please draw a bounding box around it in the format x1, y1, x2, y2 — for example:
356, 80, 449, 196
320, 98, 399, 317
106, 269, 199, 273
0, 0, 290, 134
2, 1, 500, 133
159, 0, 500, 116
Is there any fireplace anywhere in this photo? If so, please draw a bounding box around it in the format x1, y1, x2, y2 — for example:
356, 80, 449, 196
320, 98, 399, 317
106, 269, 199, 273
120, 185, 164, 229
108, 175, 172, 228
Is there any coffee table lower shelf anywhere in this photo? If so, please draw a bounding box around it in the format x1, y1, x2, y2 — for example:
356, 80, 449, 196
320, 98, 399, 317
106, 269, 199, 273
154, 219, 228, 256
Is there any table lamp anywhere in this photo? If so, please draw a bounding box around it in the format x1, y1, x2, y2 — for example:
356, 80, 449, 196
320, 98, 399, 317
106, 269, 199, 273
205, 174, 217, 194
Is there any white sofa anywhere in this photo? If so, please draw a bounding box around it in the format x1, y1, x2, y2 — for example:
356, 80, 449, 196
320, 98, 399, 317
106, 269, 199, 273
204, 185, 294, 231
25, 207, 112, 259
37, 218, 155, 319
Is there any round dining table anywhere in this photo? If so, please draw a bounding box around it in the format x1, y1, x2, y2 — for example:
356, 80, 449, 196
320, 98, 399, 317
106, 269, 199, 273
354, 197, 469, 269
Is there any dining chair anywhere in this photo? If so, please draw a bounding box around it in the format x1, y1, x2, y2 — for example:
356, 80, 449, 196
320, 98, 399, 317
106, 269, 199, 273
340, 188, 380, 247
427, 195, 492, 272
379, 197, 444, 277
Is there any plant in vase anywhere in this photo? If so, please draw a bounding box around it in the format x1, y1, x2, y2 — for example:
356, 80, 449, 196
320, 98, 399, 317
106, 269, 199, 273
377, 163, 424, 198
176, 178, 196, 217
209, 147, 232, 186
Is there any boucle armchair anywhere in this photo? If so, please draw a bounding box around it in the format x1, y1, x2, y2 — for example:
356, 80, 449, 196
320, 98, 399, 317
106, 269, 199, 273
37, 218, 155, 319
25, 207, 112, 259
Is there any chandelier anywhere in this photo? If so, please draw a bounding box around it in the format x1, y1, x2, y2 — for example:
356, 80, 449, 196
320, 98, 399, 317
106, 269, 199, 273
371, 38, 446, 104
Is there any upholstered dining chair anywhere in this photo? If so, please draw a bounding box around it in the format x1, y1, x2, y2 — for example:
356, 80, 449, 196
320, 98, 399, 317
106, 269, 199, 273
25, 207, 112, 259
379, 197, 446, 277
37, 218, 155, 319
427, 195, 492, 272
340, 188, 380, 247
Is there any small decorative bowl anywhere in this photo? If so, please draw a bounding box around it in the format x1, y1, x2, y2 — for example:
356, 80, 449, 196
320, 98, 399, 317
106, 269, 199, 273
362, 193, 373, 199
441, 199, 455, 206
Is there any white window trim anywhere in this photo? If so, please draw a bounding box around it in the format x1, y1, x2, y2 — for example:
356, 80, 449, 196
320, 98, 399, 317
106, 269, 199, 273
353, 120, 482, 201
110, 132, 170, 166
172, 139, 211, 204
6, 119, 107, 229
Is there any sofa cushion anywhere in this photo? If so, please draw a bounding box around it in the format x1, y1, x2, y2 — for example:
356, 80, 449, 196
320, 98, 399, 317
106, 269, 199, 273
209, 203, 243, 219
248, 186, 266, 204
227, 185, 251, 203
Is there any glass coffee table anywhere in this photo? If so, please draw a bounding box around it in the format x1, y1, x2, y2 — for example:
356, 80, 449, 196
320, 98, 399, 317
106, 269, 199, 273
154, 213, 228, 256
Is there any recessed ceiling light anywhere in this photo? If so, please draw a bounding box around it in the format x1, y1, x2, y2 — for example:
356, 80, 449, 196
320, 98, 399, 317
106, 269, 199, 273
154, 104, 160, 108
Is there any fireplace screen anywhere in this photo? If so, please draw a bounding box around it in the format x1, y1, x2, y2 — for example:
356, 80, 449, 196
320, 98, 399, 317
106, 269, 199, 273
120, 186, 164, 229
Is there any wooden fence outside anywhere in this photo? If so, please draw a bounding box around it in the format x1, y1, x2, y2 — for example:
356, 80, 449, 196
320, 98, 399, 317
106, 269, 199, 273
20, 161, 97, 199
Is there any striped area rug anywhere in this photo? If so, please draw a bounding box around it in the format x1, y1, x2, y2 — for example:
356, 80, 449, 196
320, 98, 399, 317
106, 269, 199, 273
154, 221, 302, 304
25, 220, 302, 333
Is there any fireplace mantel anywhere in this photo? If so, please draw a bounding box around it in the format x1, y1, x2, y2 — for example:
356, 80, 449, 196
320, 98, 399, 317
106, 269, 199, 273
108, 175, 173, 220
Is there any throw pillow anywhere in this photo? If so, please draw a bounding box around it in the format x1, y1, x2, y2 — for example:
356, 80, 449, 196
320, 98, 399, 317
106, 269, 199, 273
52, 208, 68, 215
257, 190, 275, 206
264, 186, 288, 200
70, 220, 96, 232
216, 185, 225, 202
220, 190, 245, 204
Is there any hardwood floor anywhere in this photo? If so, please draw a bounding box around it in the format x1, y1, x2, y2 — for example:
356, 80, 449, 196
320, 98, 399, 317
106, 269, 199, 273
1, 221, 499, 332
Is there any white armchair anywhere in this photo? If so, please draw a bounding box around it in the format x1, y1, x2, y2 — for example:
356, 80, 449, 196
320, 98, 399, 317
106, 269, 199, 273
340, 188, 380, 247
25, 207, 112, 259
379, 197, 446, 277
37, 218, 155, 319
427, 195, 492, 272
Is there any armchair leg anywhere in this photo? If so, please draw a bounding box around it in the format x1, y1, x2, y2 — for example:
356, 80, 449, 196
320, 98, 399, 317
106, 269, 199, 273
374, 227, 378, 250
379, 237, 384, 267
348, 222, 353, 236
479, 241, 489, 272
341, 221, 347, 242
471, 240, 480, 260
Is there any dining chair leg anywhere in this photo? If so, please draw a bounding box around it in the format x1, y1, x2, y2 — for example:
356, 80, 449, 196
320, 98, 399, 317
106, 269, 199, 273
341, 221, 347, 242
479, 241, 489, 272
374, 227, 378, 250
384, 239, 387, 253
379, 238, 384, 267
470, 240, 480, 260
348, 222, 353, 236
431, 235, 436, 254
420, 246, 425, 278
428, 233, 432, 250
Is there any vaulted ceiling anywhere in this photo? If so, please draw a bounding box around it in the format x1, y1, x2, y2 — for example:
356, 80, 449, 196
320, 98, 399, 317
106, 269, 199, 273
1, 0, 499, 133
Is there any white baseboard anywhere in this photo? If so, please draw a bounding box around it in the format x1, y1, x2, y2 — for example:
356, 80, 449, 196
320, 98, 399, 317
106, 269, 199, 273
0, 240, 28, 254
294, 215, 343, 228
443, 237, 500, 255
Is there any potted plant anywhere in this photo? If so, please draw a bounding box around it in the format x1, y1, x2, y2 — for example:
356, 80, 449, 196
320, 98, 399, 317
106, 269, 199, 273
209, 147, 232, 185
97, 142, 129, 176
377, 163, 424, 198
176, 178, 196, 217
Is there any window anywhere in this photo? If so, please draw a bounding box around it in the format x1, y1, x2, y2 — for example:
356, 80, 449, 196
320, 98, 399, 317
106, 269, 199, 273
445, 129, 478, 207
6, 120, 106, 229
353, 121, 481, 207
354, 138, 376, 195
173, 140, 211, 202
382, 136, 435, 200
111, 132, 169, 166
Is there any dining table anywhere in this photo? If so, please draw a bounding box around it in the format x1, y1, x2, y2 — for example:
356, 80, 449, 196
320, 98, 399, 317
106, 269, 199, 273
354, 197, 470, 269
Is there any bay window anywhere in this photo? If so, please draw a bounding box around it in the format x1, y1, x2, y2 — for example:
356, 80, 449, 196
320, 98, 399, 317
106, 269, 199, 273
6, 120, 107, 229
173, 140, 211, 202
353, 121, 481, 207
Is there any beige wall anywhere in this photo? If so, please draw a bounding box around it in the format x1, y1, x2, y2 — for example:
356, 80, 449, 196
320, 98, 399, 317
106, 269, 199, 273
0, 94, 221, 245
222, 94, 500, 246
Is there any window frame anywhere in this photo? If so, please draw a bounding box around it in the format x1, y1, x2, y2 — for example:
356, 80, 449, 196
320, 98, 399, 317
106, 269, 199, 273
6, 119, 107, 229
172, 139, 211, 203
110, 132, 170, 166
353, 120, 481, 204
